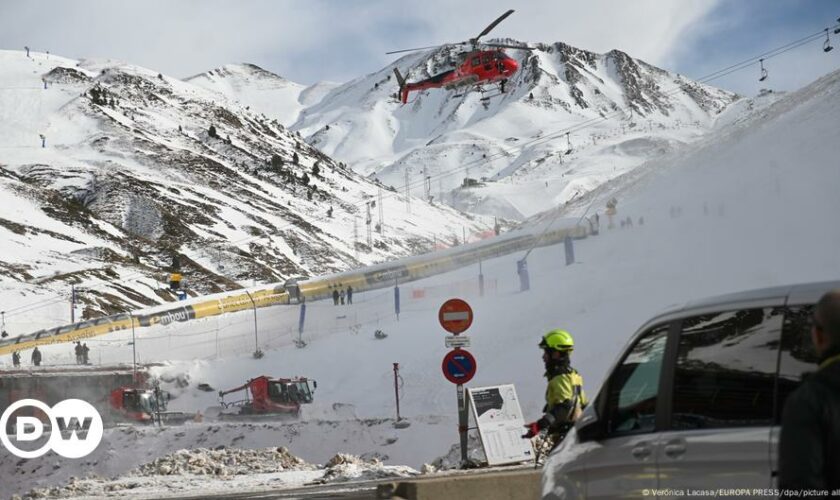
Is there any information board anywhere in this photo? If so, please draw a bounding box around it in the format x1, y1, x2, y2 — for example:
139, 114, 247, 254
467, 384, 534, 466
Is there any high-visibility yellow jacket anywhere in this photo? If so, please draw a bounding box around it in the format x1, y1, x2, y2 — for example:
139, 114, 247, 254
544, 368, 588, 429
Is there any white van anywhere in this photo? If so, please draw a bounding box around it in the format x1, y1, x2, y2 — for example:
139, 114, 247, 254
542, 281, 837, 499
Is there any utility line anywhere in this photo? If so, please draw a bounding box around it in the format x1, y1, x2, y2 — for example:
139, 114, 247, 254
4, 20, 838, 320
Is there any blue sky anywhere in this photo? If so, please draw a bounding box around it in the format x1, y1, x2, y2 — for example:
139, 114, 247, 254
673, 0, 840, 94
0, 0, 838, 95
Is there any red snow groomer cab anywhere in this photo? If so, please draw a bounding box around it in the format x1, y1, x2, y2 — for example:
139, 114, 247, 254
109, 386, 195, 425
218, 376, 316, 417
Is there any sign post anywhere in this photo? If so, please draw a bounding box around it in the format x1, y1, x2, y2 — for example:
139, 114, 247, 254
439, 298, 476, 465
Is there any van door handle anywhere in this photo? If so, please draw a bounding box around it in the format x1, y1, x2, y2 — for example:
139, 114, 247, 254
631, 444, 652, 460
664, 439, 686, 458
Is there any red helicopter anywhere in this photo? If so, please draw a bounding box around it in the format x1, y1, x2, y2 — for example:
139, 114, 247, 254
388, 9, 532, 104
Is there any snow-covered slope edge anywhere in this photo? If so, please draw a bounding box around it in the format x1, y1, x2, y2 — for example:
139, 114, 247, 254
0, 49, 492, 333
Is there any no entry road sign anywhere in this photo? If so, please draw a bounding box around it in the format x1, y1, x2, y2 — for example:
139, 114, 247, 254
439, 298, 473, 334
442, 348, 477, 384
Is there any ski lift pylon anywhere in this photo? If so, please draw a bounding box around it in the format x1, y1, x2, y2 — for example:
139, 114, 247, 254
824, 28, 834, 52
758, 58, 768, 82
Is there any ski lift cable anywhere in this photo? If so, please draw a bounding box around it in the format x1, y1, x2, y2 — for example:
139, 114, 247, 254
4, 21, 838, 321
515, 25, 836, 260
691, 26, 834, 83
519, 27, 834, 153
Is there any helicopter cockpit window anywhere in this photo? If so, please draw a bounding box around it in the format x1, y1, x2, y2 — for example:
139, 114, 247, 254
471, 56, 481, 67
482, 53, 493, 64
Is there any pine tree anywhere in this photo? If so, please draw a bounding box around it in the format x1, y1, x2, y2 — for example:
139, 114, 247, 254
208, 124, 217, 138
292, 152, 299, 164
312, 162, 320, 177
301, 172, 310, 185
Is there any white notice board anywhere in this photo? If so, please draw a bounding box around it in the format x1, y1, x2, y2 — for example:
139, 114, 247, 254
467, 384, 534, 466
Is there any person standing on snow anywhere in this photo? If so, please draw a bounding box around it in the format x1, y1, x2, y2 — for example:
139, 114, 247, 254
31, 347, 42, 367
81, 343, 90, 365
339, 289, 345, 305
12, 351, 20, 367
332, 289, 339, 306
522, 330, 587, 450
346, 286, 353, 304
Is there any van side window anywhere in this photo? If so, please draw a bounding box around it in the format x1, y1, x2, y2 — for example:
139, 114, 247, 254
671, 308, 782, 429
605, 324, 669, 436
776, 305, 818, 423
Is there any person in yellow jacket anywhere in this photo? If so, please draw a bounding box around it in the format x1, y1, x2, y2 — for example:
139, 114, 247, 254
523, 329, 588, 445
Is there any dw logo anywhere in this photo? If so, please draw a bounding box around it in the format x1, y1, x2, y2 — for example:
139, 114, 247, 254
0, 399, 103, 459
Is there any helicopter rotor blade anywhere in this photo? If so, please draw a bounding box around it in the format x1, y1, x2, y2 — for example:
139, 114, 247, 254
386, 44, 444, 55
475, 9, 515, 41
484, 43, 534, 51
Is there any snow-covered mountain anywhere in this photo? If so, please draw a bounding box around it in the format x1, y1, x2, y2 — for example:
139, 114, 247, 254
287, 41, 740, 219
185, 63, 339, 126
178, 42, 761, 223
3, 66, 837, 499
0, 50, 492, 332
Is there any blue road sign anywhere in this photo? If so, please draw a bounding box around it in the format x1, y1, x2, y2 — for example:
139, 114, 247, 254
442, 349, 477, 384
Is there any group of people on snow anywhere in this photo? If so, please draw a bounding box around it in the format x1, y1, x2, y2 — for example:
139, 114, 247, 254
10, 347, 40, 367
74, 341, 90, 365
8, 342, 91, 368
331, 286, 353, 305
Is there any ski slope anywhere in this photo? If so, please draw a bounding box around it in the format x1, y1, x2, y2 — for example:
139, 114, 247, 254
0, 49, 495, 332
1, 66, 839, 499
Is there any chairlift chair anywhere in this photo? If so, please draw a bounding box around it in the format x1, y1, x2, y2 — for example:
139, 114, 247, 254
835, 17, 840, 35
824, 29, 834, 52
758, 58, 768, 82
